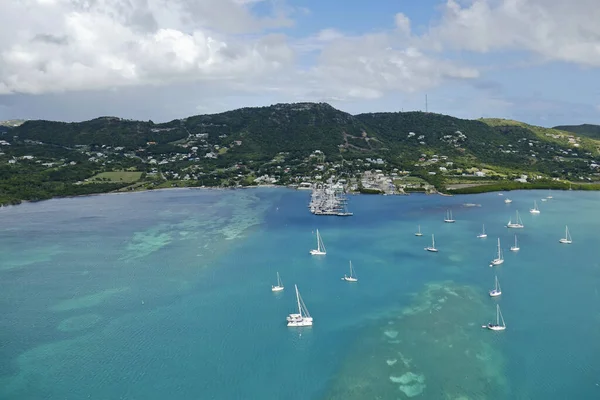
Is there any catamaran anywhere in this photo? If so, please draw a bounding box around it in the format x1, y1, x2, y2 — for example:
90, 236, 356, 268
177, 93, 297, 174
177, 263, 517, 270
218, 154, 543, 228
425, 234, 438, 252
559, 225, 572, 244
484, 304, 506, 331
510, 234, 520, 252
477, 224, 488, 238
444, 209, 455, 223
489, 275, 502, 297
529, 200, 540, 214
415, 225, 423, 237
342, 260, 358, 282
310, 229, 327, 255
507, 210, 524, 228
490, 238, 504, 266
287, 285, 313, 327
271, 272, 284, 292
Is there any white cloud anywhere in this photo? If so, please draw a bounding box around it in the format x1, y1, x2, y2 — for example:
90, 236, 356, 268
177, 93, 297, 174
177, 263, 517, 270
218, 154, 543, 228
394, 13, 411, 35
0, 0, 294, 95
306, 33, 479, 101
428, 0, 600, 66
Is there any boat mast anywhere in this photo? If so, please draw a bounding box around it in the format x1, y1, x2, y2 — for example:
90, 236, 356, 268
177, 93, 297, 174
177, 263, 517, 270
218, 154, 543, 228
316, 230, 321, 252
496, 304, 500, 325
295, 285, 302, 316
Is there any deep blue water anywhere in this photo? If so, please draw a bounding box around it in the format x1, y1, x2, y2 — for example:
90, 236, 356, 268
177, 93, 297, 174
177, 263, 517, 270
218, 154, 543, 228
1, 188, 600, 399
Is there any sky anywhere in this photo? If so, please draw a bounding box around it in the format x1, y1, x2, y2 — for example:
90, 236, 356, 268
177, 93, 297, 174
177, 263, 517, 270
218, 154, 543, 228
1, 0, 599, 127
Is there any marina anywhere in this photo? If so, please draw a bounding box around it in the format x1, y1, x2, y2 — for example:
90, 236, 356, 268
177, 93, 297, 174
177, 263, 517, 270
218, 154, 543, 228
308, 183, 353, 216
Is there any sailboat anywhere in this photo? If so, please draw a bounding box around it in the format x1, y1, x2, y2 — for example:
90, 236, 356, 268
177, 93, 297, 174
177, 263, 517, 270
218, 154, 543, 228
529, 200, 540, 214
559, 225, 572, 244
547, 189, 553, 199
506, 210, 524, 228
444, 209, 456, 223
489, 275, 502, 297
477, 224, 488, 238
504, 198, 513, 204
484, 304, 506, 331
287, 285, 313, 327
490, 238, 504, 266
271, 272, 284, 292
342, 260, 358, 282
510, 234, 520, 252
425, 234, 438, 252
415, 225, 423, 237
310, 229, 327, 255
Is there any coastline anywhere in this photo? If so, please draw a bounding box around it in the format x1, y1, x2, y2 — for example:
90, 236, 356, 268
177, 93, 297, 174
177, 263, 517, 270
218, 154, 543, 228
2, 180, 598, 208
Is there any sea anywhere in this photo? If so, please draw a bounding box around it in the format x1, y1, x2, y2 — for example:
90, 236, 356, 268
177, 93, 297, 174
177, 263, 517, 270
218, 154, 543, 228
1, 187, 599, 400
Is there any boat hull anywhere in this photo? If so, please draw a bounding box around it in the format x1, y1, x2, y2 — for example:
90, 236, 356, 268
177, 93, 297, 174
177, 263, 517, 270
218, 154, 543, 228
415, 233, 423, 236
343, 276, 358, 282
310, 250, 326, 255
487, 324, 506, 331
559, 239, 572, 244
489, 290, 501, 297
510, 247, 520, 252
287, 320, 313, 327
477, 234, 488, 238
271, 286, 284, 292
425, 247, 438, 252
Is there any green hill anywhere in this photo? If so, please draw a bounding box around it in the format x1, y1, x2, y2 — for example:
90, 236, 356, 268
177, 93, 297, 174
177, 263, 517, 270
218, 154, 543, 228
9, 104, 599, 167
553, 124, 600, 140
1, 102, 599, 203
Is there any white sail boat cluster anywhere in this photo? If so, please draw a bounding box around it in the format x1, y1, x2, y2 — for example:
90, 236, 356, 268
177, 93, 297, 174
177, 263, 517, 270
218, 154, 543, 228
529, 200, 540, 214
287, 285, 313, 327
559, 225, 572, 244
444, 209, 455, 223
272, 272, 284, 292
342, 260, 358, 282
310, 229, 327, 255
424, 234, 438, 252
489, 238, 504, 267
477, 224, 487, 238
507, 210, 524, 228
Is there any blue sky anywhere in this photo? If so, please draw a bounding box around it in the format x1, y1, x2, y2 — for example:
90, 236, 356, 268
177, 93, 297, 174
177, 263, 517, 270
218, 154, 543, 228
0, 0, 599, 127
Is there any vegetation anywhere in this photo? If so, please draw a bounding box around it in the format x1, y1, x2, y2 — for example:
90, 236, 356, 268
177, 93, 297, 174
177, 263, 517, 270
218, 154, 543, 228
553, 124, 600, 140
0, 102, 599, 204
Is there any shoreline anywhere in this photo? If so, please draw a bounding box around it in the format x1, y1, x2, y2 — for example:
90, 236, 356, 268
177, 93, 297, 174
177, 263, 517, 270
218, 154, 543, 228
1, 181, 597, 208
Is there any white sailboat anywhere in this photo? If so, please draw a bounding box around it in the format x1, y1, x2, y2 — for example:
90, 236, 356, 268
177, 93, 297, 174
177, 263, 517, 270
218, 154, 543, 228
484, 304, 506, 331
425, 234, 438, 252
415, 225, 423, 237
490, 238, 504, 266
489, 275, 502, 297
477, 224, 488, 238
547, 189, 553, 199
529, 200, 540, 214
559, 225, 572, 244
287, 285, 313, 327
510, 234, 520, 252
310, 229, 327, 255
271, 272, 284, 292
342, 260, 358, 282
504, 198, 513, 204
506, 210, 524, 228
444, 209, 456, 223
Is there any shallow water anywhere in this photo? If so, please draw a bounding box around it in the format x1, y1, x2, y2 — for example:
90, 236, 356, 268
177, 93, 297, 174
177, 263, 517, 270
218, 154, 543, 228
1, 188, 599, 399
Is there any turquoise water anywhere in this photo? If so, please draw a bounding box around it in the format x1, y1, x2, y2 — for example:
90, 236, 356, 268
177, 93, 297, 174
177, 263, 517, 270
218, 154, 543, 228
1, 188, 600, 399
